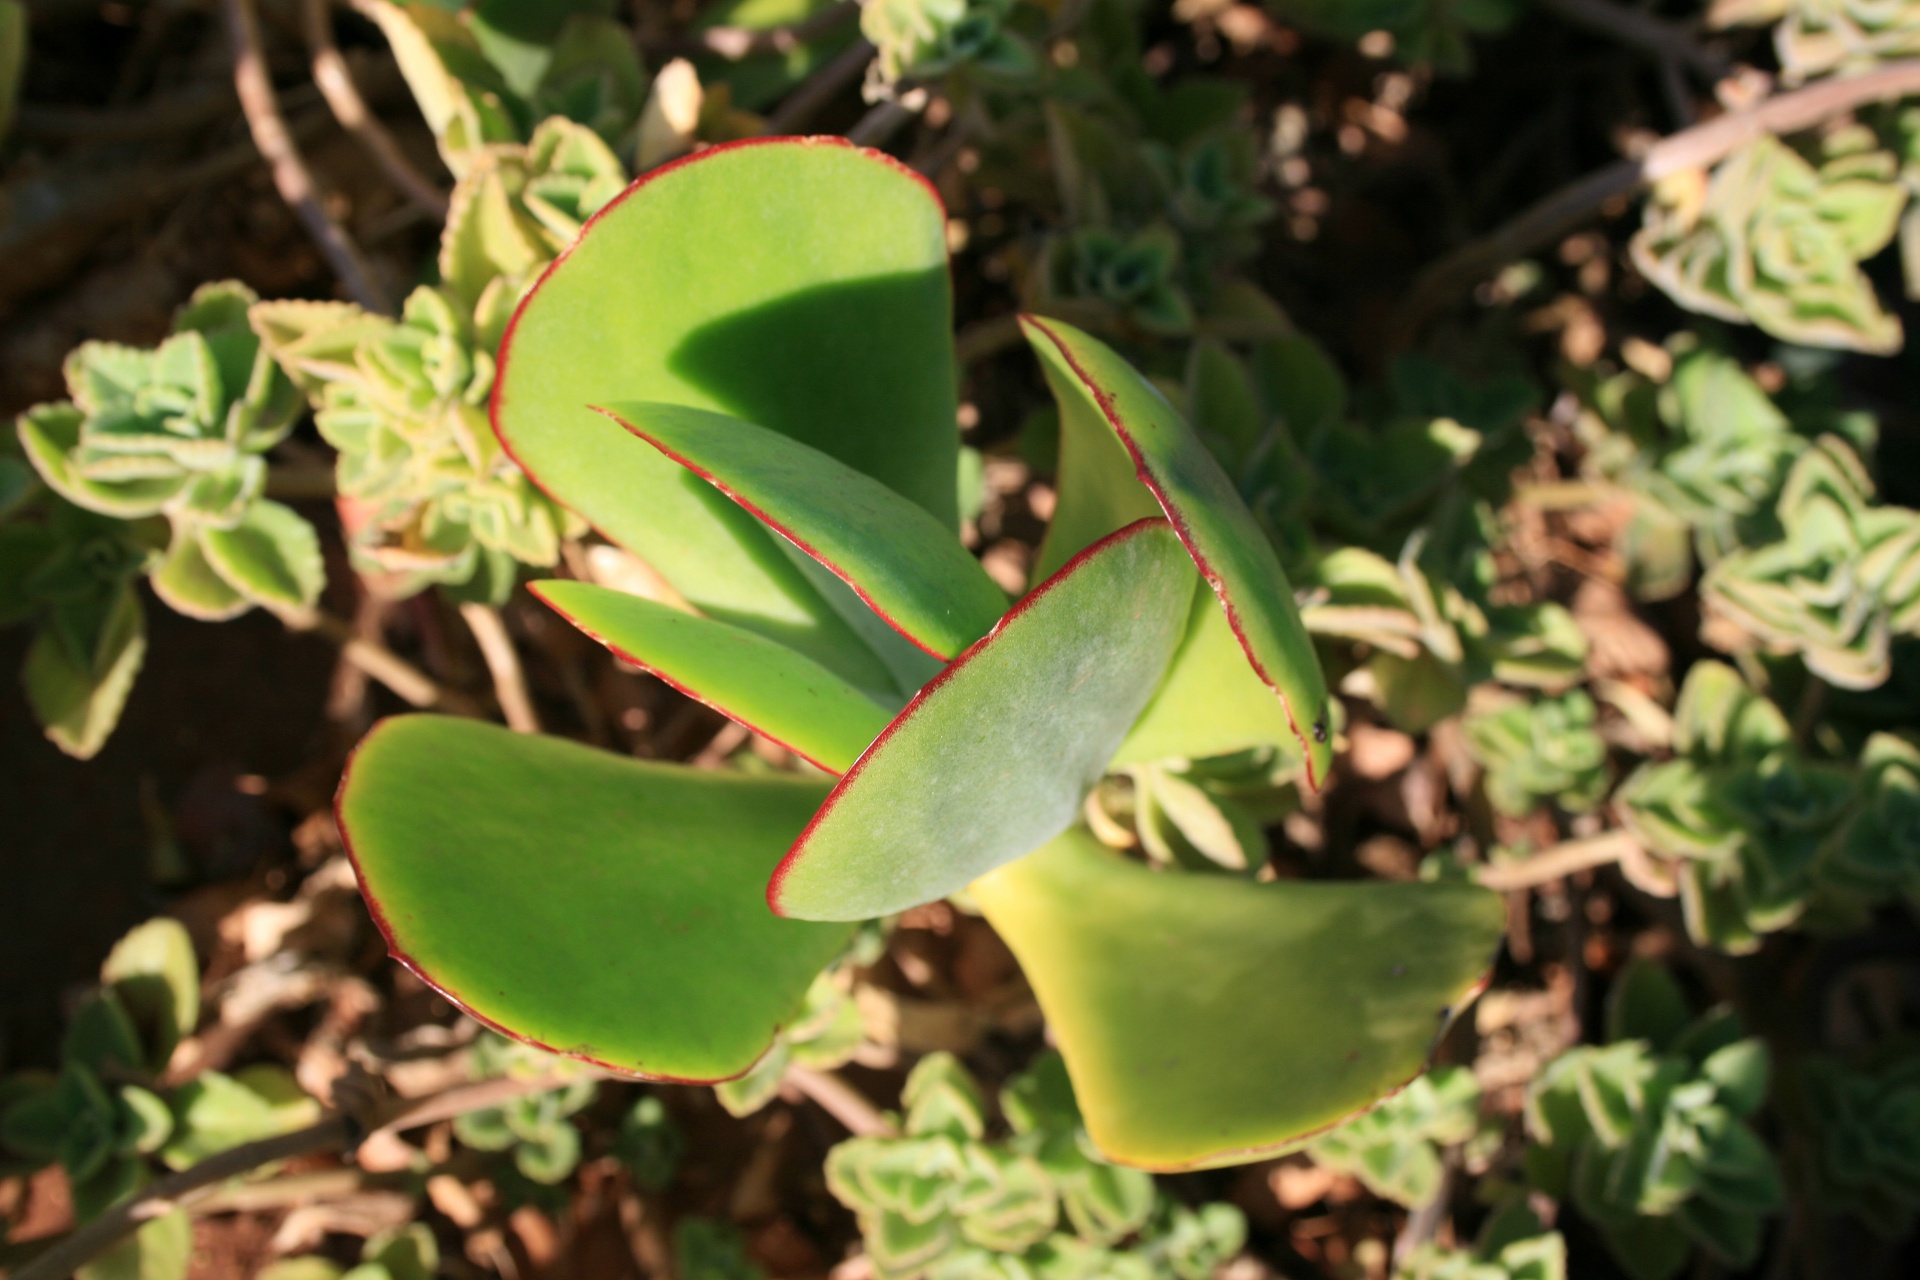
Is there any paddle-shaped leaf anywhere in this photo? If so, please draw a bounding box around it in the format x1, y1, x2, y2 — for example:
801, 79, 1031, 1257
1021, 315, 1333, 787
493, 137, 958, 695
531, 579, 891, 774
598, 402, 1007, 659
769, 519, 1193, 921
972, 829, 1504, 1170
337, 716, 853, 1080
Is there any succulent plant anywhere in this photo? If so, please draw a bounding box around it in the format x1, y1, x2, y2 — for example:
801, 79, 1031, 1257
0, 919, 317, 1280
333, 138, 1504, 1172
1306, 1065, 1481, 1208
451, 1031, 599, 1183
1711, 0, 1920, 82
1463, 691, 1610, 818
258, 1224, 440, 1280
1822, 731, 1920, 904
254, 119, 612, 601
1702, 435, 1920, 690
1617, 661, 1855, 951
1793, 1050, 1920, 1236
16, 281, 323, 624
0, 474, 161, 758
715, 971, 866, 1116
826, 1052, 1245, 1280
1301, 525, 1588, 734
1633, 129, 1908, 354
361, 0, 646, 175
1524, 961, 1781, 1280
861, 0, 1036, 88
1040, 225, 1195, 338
1396, 1200, 1567, 1280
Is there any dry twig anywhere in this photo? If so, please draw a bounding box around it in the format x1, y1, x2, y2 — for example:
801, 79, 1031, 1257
1397, 59, 1920, 335
225, 0, 391, 312
291, 608, 482, 716
457, 602, 543, 734
783, 1063, 899, 1136
301, 0, 449, 218
1475, 828, 1643, 891
766, 38, 877, 133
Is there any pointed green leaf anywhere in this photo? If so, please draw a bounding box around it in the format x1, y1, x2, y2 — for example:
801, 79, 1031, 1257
18, 403, 183, 519
79, 1206, 190, 1280
338, 715, 853, 1080
599, 402, 1008, 659
198, 499, 324, 614
1022, 315, 1332, 788
769, 519, 1193, 922
972, 829, 1504, 1170
494, 137, 958, 695
531, 579, 891, 773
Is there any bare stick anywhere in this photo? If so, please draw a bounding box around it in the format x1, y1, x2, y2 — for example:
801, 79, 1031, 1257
1535, 0, 1727, 80
301, 0, 448, 218
225, 0, 392, 313
457, 601, 543, 733
766, 38, 876, 133
784, 1062, 899, 1136
1475, 829, 1642, 891
1397, 59, 1920, 335
651, 0, 858, 60
290, 608, 482, 715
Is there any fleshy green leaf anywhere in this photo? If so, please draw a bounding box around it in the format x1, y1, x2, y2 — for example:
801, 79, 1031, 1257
197, 499, 324, 614
971, 828, 1504, 1170
532, 580, 891, 774
338, 715, 854, 1080
102, 918, 200, 1072
1021, 315, 1332, 788
161, 1066, 319, 1169
23, 581, 145, 760
493, 137, 958, 695
598, 401, 1009, 660
78, 1206, 190, 1280
150, 525, 249, 621
769, 519, 1193, 922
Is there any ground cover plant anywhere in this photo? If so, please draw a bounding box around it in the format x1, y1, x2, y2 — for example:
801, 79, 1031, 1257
3, 0, 1920, 1277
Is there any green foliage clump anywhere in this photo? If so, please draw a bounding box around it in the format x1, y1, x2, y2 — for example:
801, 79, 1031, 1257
1633, 129, 1907, 354
1711, 0, 1920, 82
0, 919, 320, 1280
16, 281, 323, 623
1396, 1201, 1567, 1280
1794, 1050, 1920, 1235
258, 1223, 439, 1280
715, 972, 865, 1116
1617, 661, 1854, 951
452, 1031, 600, 1183
254, 118, 612, 602
1105, 748, 1298, 874
0, 471, 160, 759
1525, 962, 1781, 1280
1305, 1066, 1481, 1207
676, 1217, 767, 1280
1824, 731, 1920, 903
826, 1052, 1245, 1280
1702, 435, 1920, 690
861, 0, 1035, 87
1463, 691, 1610, 818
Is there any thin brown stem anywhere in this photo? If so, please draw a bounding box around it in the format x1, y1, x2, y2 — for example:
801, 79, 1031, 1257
1397, 59, 1920, 336
457, 601, 543, 734
289, 608, 482, 715
1475, 829, 1641, 891
225, 0, 391, 313
766, 38, 876, 133
783, 1063, 898, 1136
301, 0, 448, 218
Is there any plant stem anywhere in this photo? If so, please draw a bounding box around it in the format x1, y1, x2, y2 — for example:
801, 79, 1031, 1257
782, 1063, 898, 1136
955, 312, 1026, 365
1474, 828, 1642, 890
289, 608, 482, 715
1396, 59, 1920, 336
457, 602, 542, 733
301, 0, 448, 219
225, 0, 391, 313
766, 38, 876, 133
